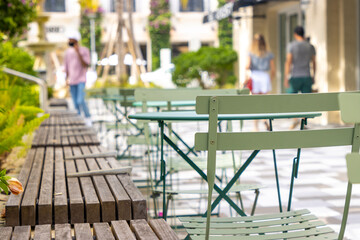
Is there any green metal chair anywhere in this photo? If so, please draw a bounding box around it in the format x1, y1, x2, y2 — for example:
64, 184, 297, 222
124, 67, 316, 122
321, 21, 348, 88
179, 92, 360, 239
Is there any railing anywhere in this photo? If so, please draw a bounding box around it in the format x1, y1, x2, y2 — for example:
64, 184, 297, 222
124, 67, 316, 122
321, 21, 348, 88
1, 66, 48, 111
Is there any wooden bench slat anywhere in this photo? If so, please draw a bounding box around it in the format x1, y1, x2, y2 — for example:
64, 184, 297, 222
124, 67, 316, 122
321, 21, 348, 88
21, 147, 45, 226
12, 226, 31, 240
54, 147, 68, 224
0, 227, 12, 240
38, 147, 54, 224
55, 224, 72, 240
94, 222, 116, 240
64, 146, 84, 224
105, 155, 147, 219
6, 148, 36, 226
33, 224, 51, 240
118, 174, 147, 219
149, 219, 180, 240
73, 147, 100, 223
130, 219, 159, 240
111, 220, 136, 240
74, 223, 93, 240
90, 146, 132, 220
81, 146, 116, 222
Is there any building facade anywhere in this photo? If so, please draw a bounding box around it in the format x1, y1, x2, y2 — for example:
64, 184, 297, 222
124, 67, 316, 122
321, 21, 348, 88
29, 0, 219, 72
233, 0, 359, 123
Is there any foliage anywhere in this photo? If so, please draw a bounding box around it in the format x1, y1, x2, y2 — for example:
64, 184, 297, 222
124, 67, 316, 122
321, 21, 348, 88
148, 0, 171, 70
0, 81, 49, 159
218, 0, 233, 48
0, 0, 37, 40
0, 42, 39, 106
80, 7, 103, 55
173, 46, 238, 88
0, 169, 12, 194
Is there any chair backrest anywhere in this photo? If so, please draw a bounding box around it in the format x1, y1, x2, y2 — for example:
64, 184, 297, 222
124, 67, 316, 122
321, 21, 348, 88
195, 92, 360, 239
134, 88, 249, 112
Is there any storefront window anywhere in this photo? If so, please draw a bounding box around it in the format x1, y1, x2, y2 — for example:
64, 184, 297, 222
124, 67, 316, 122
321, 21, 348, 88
180, 0, 204, 12
44, 0, 65, 12
110, 0, 136, 12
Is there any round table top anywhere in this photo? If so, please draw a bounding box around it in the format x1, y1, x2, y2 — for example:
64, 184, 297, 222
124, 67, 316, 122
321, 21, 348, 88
128, 111, 322, 121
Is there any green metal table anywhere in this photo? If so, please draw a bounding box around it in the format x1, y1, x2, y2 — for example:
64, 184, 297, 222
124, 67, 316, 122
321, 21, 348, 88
129, 111, 321, 218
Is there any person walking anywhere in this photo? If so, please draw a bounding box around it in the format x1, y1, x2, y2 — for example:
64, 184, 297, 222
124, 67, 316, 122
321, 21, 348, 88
245, 33, 275, 131
284, 26, 316, 128
64, 30, 92, 126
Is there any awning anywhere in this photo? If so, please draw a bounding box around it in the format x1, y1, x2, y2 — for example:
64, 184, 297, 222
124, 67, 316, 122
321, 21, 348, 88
203, 0, 298, 23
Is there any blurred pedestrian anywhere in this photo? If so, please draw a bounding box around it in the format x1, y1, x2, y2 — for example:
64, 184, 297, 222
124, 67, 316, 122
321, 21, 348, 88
64, 30, 92, 126
284, 26, 316, 129
245, 33, 275, 131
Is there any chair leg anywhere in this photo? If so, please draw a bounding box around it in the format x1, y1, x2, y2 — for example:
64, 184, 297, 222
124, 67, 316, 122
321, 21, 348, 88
338, 182, 352, 240
250, 189, 260, 216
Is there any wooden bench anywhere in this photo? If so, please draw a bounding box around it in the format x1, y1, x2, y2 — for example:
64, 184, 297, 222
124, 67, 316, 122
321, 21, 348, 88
5, 145, 147, 226
0, 219, 179, 240
31, 126, 100, 147
40, 114, 85, 127
6, 110, 147, 226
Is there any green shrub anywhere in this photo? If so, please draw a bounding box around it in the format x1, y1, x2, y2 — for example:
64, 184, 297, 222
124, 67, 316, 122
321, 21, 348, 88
0, 81, 49, 159
173, 46, 238, 88
0, 0, 37, 40
0, 42, 39, 106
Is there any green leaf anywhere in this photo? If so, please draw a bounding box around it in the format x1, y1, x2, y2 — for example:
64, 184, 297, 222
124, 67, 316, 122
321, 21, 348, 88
0, 181, 8, 195
0, 169, 6, 176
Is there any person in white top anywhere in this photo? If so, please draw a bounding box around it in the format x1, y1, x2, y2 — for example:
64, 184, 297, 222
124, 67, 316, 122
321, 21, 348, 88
245, 34, 275, 131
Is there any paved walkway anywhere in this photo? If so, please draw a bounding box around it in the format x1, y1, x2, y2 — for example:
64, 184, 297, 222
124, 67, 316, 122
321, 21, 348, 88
87, 98, 360, 239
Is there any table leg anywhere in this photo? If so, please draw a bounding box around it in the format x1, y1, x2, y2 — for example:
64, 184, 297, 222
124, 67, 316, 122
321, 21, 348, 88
164, 134, 248, 216
287, 118, 306, 211
159, 120, 167, 219
269, 119, 283, 212
164, 123, 198, 156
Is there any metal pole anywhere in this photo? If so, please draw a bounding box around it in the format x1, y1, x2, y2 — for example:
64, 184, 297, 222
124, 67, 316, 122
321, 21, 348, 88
1, 66, 47, 111
89, 16, 96, 70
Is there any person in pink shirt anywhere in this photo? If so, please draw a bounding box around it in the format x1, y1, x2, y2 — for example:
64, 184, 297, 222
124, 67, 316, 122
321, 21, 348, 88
64, 31, 91, 125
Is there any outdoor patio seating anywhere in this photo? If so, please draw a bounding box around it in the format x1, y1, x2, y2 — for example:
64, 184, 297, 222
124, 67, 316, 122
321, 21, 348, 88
179, 92, 359, 239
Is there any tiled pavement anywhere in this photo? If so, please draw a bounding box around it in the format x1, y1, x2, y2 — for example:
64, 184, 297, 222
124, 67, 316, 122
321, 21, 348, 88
87, 98, 360, 239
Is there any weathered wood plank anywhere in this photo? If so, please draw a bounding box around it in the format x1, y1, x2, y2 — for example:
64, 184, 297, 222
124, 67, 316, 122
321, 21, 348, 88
38, 147, 54, 224
105, 153, 147, 219
74, 223, 93, 240
73, 147, 100, 223
130, 219, 159, 240
94, 222, 116, 240
21, 147, 45, 226
6, 148, 36, 226
54, 147, 68, 224
91, 146, 132, 220
64, 146, 84, 224
55, 224, 72, 240
118, 174, 147, 219
111, 220, 136, 240
33, 224, 51, 240
0, 227, 12, 240
81, 146, 116, 222
149, 219, 179, 240
12, 226, 31, 240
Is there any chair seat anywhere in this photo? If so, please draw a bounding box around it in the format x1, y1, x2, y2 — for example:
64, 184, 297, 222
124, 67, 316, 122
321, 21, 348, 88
179, 209, 337, 239
153, 184, 263, 195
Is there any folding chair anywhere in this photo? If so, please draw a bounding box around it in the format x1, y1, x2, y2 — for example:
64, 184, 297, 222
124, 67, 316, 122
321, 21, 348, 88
179, 92, 360, 239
